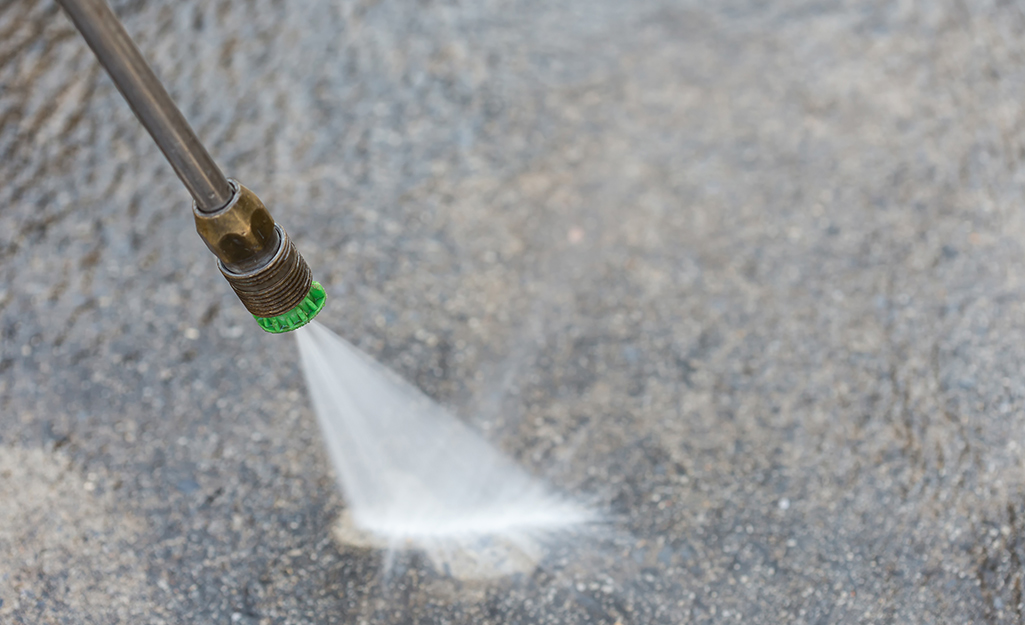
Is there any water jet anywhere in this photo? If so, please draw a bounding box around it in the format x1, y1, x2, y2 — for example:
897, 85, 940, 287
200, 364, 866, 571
56, 0, 591, 581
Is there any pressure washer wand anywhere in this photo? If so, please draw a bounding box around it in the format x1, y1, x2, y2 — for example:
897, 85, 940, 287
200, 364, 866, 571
55, 0, 325, 333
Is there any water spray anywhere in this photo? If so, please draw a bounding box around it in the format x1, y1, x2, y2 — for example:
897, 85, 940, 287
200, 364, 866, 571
55, 0, 325, 333
55, 0, 591, 579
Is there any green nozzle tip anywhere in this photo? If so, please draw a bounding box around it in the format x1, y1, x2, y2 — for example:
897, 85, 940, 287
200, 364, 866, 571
254, 281, 326, 333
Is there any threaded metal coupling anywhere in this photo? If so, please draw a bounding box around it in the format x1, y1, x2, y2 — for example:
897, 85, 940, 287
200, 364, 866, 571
194, 181, 319, 323
219, 225, 312, 318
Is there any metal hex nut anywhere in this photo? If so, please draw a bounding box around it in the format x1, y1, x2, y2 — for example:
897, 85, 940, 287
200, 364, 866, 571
193, 180, 279, 272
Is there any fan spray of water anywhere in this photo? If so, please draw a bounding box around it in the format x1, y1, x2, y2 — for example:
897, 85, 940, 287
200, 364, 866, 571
50, 0, 592, 586
295, 321, 594, 579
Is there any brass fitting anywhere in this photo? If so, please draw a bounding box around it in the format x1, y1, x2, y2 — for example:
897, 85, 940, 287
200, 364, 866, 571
194, 181, 314, 320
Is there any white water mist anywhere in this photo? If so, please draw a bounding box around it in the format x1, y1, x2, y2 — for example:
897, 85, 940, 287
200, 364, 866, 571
295, 321, 592, 579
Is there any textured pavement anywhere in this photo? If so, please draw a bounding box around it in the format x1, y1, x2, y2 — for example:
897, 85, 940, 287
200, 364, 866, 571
4, 0, 1025, 622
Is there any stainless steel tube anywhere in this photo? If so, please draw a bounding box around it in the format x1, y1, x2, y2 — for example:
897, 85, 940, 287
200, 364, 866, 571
55, 0, 233, 212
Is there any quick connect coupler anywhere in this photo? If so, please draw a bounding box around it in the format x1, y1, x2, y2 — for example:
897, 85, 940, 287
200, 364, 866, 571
194, 181, 325, 333
55, 0, 324, 334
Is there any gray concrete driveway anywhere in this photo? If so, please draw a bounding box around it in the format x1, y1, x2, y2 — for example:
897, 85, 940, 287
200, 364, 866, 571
3, 0, 1025, 622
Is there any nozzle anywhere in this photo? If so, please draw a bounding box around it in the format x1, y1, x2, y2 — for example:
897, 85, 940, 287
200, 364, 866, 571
194, 181, 325, 333
57, 0, 324, 332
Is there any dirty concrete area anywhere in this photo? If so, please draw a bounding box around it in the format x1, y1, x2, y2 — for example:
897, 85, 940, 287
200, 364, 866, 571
4, 0, 1025, 622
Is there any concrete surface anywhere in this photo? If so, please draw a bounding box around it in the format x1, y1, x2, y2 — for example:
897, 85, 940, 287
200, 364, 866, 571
4, 0, 1025, 622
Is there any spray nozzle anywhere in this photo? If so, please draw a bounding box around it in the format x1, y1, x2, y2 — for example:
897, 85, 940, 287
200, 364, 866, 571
55, 0, 324, 334
194, 181, 325, 333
